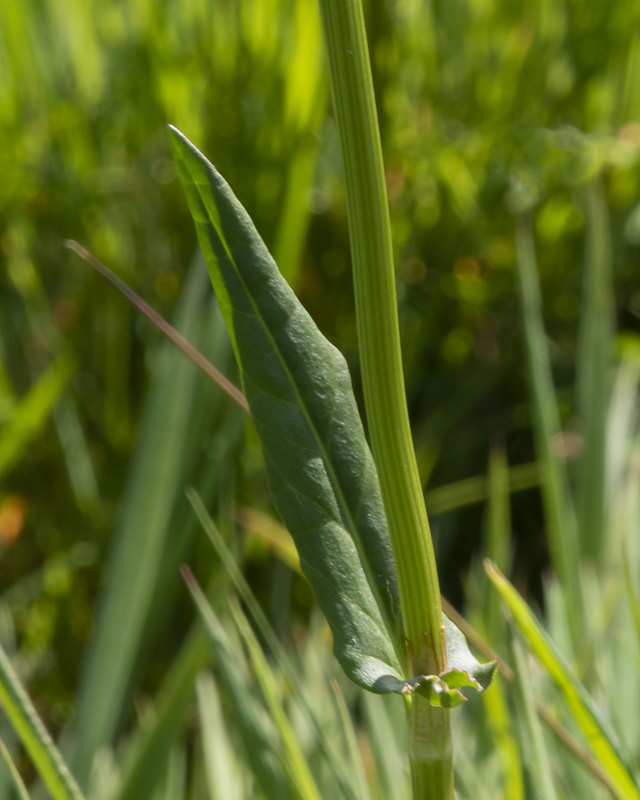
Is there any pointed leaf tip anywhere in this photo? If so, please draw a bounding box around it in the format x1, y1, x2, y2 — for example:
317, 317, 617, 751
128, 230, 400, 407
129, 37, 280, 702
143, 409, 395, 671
170, 125, 499, 709
170, 125, 406, 694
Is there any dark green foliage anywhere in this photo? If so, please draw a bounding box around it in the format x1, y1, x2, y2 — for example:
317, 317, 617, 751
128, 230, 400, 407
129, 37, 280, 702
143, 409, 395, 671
170, 125, 406, 691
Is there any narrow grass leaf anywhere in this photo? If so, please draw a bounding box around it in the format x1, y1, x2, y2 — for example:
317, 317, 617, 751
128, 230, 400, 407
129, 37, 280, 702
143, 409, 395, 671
188, 491, 362, 800
329, 682, 372, 800
196, 672, 243, 800
576, 181, 613, 564
228, 598, 322, 800
155, 747, 186, 800
236, 506, 300, 572
447, 598, 621, 796
0, 737, 31, 800
0, 354, 74, 482
485, 445, 511, 574
622, 541, 640, 657
424, 461, 539, 516
486, 562, 640, 800
116, 629, 211, 800
482, 444, 512, 643
481, 678, 525, 800
0, 643, 85, 800
52, 394, 100, 513
70, 259, 212, 786
515, 218, 583, 645
453, 755, 495, 800
362, 693, 409, 800
507, 628, 559, 800
182, 569, 297, 800
64, 241, 248, 413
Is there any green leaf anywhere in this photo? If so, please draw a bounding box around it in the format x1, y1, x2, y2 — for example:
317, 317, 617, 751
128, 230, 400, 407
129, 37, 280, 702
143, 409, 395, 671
403, 616, 498, 708
169, 125, 405, 693
228, 599, 322, 800
0, 736, 31, 800
116, 628, 211, 800
182, 570, 299, 800
0, 643, 85, 800
170, 126, 496, 707
507, 628, 559, 800
70, 259, 216, 786
0, 354, 75, 483
188, 490, 365, 800
486, 561, 640, 800
623, 541, 640, 653
515, 219, 583, 647
576, 182, 614, 565
196, 672, 244, 800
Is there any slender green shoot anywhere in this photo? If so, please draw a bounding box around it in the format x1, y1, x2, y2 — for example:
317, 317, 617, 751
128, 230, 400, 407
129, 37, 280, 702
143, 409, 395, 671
196, 672, 243, 800
0, 737, 31, 800
576, 182, 613, 566
329, 681, 372, 800
228, 599, 322, 800
487, 561, 640, 800
507, 628, 559, 800
0, 643, 86, 800
515, 217, 583, 647
315, 0, 450, 793
187, 489, 363, 800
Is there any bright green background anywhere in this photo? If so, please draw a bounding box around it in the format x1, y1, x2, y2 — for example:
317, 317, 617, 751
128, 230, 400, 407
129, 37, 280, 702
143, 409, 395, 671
2, 0, 640, 778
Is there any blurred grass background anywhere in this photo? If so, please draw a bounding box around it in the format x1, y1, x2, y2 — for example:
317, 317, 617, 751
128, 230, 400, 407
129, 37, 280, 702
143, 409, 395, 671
1, 0, 640, 794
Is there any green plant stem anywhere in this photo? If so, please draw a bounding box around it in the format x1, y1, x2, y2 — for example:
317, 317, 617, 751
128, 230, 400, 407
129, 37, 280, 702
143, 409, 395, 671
316, 0, 451, 795
515, 218, 583, 647
409, 702, 454, 798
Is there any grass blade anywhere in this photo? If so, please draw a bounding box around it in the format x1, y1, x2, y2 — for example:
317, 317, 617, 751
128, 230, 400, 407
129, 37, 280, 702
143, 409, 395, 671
0, 737, 31, 800
507, 628, 559, 800
64, 241, 248, 413
155, 747, 186, 800
362, 693, 409, 800
424, 461, 540, 516
0, 643, 85, 800
576, 181, 614, 564
481, 676, 525, 800
486, 561, 640, 800
187, 490, 363, 800
515, 217, 583, 646
196, 672, 243, 800
69, 258, 215, 785
182, 569, 297, 800
115, 629, 211, 800
482, 444, 512, 644
0, 355, 74, 483
329, 681, 372, 800
228, 598, 322, 800
622, 541, 640, 658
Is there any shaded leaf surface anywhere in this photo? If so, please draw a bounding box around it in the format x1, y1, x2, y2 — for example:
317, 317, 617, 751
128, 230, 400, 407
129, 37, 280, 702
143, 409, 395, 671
170, 126, 405, 692
170, 126, 496, 705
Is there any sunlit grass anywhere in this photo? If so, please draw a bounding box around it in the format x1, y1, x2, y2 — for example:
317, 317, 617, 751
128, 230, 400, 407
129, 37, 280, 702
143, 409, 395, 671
1, 0, 640, 797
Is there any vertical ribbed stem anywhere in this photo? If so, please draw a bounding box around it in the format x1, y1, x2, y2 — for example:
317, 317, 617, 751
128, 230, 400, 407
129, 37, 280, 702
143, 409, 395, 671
316, 0, 453, 795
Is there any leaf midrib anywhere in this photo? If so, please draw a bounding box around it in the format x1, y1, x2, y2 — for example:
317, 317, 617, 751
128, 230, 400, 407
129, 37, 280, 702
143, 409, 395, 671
179, 145, 404, 672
